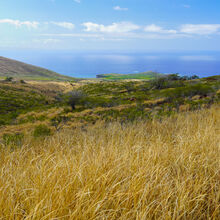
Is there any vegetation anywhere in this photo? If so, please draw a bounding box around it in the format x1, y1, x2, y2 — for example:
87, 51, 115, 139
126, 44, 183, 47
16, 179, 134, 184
2, 132, 24, 147
0, 81, 60, 125
0, 74, 219, 128
33, 124, 52, 138
0, 106, 219, 219
0, 71, 219, 218
96, 71, 163, 80
5, 76, 13, 82
67, 90, 86, 110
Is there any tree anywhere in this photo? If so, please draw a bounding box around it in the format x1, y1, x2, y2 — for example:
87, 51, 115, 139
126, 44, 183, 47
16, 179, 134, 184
20, 79, 26, 84
150, 77, 167, 90
67, 90, 85, 110
190, 75, 199, 80
167, 73, 180, 81
5, 76, 13, 82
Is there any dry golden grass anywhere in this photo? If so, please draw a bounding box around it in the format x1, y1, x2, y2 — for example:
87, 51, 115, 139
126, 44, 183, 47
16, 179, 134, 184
0, 106, 219, 219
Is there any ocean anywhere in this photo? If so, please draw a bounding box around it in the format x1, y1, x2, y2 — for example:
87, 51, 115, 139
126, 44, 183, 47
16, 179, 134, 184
1, 50, 220, 78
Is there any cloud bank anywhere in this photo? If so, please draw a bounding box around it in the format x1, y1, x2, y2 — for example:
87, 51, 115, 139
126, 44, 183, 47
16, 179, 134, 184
82, 22, 139, 33
1, 18, 220, 42
0, 19, 39, 28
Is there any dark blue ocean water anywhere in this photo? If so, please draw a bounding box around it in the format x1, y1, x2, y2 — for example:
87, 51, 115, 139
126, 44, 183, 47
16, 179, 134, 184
1, 50, 220, 78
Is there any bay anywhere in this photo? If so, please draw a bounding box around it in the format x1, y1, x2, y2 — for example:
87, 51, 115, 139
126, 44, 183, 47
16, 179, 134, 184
1, 50, 220, 78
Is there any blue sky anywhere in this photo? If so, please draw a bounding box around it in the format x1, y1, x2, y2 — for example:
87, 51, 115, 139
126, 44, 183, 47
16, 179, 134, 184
0, 0, 220, 51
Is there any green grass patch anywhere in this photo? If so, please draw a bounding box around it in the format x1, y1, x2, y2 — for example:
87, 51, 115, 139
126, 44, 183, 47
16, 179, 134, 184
96, 71, 163, 80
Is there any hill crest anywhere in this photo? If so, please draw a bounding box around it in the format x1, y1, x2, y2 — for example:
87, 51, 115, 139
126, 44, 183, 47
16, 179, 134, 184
0, 56, 73, 81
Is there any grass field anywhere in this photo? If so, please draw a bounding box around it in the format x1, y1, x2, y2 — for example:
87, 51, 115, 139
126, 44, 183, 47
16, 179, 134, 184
0, 106, 219, 219
0, 80, 69, 125
0, 75, 219, 134
0, 73, 219, 219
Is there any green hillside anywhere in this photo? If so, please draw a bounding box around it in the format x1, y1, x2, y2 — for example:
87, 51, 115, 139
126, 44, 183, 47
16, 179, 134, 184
96, 71, 163, 80
0, 56, 73, 81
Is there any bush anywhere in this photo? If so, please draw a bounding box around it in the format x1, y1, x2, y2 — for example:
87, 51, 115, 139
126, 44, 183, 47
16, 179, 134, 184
20, 79, 26, 84
33, 124, 51, 138
0, 119, 6, 126
50, 115, 70, 131
150, 77, 167, 90
167, 74, 180, 81
190, 75, 199, 80
150, 77, 184, 90
5, 76, 13, 82
62, 107, 72, 114
167, 74, 199, 81
3, 133, 24, 147
165, 84, 215, 99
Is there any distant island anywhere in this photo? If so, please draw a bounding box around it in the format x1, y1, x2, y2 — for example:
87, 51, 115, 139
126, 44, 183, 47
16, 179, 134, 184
96, 71, 163, 80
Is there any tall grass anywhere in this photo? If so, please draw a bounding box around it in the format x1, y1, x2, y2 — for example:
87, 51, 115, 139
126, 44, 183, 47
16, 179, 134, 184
0, 107, 219, 219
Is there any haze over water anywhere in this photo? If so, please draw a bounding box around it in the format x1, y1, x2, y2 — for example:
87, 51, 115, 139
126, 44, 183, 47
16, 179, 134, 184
1, 50, 220, 78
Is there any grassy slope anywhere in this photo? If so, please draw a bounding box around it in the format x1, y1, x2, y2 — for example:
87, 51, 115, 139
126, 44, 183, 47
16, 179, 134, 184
96, 71, 163, 80
0, 56, 74, 81
0, 75, 219, 218
0, 106, 219, 219
0, 75, 219, 130
0, 81, 70, 125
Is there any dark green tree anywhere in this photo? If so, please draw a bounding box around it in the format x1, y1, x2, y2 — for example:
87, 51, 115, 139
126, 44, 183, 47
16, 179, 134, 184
67, 90, 85, 110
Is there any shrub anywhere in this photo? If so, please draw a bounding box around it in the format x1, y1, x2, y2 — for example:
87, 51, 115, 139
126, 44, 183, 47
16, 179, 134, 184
190, 75, 199, 80
33, 124, 51, 138
5, 76, 13, 82
122, 82, 136, 94
3, 133, 24, 147
150, 77, 184, 90
50, 115, 70, 131
167, 73, 180, 81
20, 79, 26, 84
0, 119, 6, 126
167, 74, 199, 81
165, 84, 215, 99
150, 77, 167, 90
62, 107, 72, 114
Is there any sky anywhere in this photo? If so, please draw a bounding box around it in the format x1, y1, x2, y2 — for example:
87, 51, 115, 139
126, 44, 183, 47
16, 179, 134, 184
0, 0, 220, 51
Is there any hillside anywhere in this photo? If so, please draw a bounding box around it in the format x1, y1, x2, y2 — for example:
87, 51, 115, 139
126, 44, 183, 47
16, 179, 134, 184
0, 56, 73, 81
96, 71, 163, 80
0, 74, 219, 219
0, 74, 219, 129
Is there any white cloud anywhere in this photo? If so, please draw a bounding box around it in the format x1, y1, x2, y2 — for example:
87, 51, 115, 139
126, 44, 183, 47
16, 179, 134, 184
113, 6, 128, 11
183, 5, 191, 8
35, 38, 61, 44
41, 33, 103, 38
144, 24, 220, 36
74, 0, 80, 3
51, 22, 75, 30
82, 22, 140, 33
144, 24, 177, 34
0, 19, 39, 28
180, 24, 220, 35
